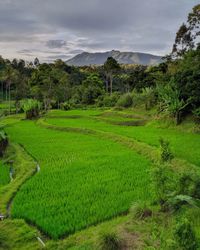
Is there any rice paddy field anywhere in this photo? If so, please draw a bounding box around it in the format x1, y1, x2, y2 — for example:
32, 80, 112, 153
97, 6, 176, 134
2, 108, 200, 244
46, 109, 200, 167
5, 117, 154, 239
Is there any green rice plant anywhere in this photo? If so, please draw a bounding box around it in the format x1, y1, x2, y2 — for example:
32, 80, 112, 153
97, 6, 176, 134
45, 110, 200, 168
5, 120, 154, 239
4, 108, 200, 241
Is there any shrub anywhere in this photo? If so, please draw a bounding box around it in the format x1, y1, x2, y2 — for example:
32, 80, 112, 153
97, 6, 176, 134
167, 194, 197, 212
160, 138, 174, 162
100, 93, 120, 107
116, 93, 133, 108
193, 107, 200, 121
99, 232, 122, 250
60, 102, 71, 111
21, 99, 41, 119
177, 173, 200, 200
141, 87, 157, 110
0, 130, 8, 157
174, 218, 198, 250
152, 163, 177, 209
131, 90, 145, 107
0, 231, 9, 249
130, 202, 152, 220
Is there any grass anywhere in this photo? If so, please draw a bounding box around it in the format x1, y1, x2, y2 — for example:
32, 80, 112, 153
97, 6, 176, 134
5, 120, 154, 239
0, 219, 40, 250
0, 162, 10, 187
0, 143, 36, 215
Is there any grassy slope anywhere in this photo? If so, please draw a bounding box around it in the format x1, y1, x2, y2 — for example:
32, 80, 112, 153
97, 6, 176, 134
0, 162, 10, 187
5, 120, 154, 239
0, 143, 36, 215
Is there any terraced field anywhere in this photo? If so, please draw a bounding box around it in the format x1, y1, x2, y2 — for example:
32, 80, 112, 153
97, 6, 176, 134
45, 109, 200, 167
4, 108, 200, 242
5, 119, 153, 239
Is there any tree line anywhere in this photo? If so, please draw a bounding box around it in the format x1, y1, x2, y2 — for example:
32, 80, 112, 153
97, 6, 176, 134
0, 4, 200, 124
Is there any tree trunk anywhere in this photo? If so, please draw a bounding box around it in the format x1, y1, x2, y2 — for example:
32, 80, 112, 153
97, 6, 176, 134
5, 87, 7, 102
110, 76, 113, 95
9, 82, 11, 115
175, 111, 181, 125
1, 82, 3, 101
105, 79, 109, 93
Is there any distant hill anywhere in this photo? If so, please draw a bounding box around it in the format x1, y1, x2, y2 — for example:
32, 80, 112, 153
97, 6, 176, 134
66, 50, 162, 66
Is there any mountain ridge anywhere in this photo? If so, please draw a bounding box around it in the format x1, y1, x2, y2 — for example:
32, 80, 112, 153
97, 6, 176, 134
66, 50, 162, 66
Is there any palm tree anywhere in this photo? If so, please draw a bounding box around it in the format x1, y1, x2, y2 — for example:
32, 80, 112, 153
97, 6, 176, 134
0, 65, 18, 114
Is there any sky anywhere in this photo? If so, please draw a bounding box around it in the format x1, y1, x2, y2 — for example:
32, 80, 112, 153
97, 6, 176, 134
0, 0, 199, 62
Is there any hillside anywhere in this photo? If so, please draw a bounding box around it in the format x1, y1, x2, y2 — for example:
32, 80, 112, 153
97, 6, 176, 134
66, 50, 162, 66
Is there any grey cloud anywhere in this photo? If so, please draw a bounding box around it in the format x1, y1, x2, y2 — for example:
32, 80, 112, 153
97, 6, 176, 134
46, 40, 67, 49
0, 0, 199, 61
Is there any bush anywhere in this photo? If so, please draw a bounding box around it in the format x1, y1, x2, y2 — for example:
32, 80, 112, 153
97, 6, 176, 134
141, 87, 157, 110
99, 93, 120, 107
60, 102, 71, 111
21, 99, 41, 119
153, 163, 177, 209
99, 232, 122, 250
130, 202, 152, 220
160, 138, 174, 162
0, 130, 8, 157
174, 218, 198, 250
116, 93, 133, 108
0, 231, 9, 249
131, 90, 146, 107
178, 173, 200, 199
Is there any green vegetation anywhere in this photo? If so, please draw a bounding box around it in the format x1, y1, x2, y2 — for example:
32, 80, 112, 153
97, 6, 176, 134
174, 218, 198, 250
0, 143, 36, 215
5, 120, 153, 239
0, 4, 200, 249
21, 99, 41, 119
99, 232, 122, 250
0, 162, 10, 187
45, 109, 200, 167
0, 129, 8, 156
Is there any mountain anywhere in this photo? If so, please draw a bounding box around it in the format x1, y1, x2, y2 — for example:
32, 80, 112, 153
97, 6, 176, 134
66, 50, 162, 66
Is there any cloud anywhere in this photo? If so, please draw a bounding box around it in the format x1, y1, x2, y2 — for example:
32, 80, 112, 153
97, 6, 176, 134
0, 0, 199, 61
46, 40, 67, 49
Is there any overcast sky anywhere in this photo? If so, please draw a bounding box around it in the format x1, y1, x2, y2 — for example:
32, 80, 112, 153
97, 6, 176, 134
0, 0, 199, 62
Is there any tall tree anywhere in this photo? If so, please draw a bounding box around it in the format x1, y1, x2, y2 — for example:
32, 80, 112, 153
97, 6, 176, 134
0, 64, 18, 114
34, 57, 40, 67
103, 57, 120, 94
172, 4, 200, 58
